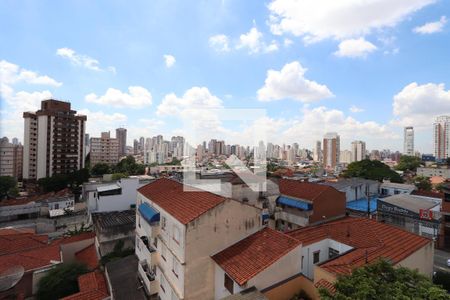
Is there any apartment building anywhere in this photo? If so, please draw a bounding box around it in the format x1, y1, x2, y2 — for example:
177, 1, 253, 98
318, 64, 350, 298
351, 140, 366, 162
323, 132, 340, 169
434, 115, 450, 161
404, 126, 414, 156
0, 137, 23, 179
22, 99, 86, 180
135, 178, 263, 300
275, 179, 346, 230
116, 127, 127, 158
90, 131, 119, 166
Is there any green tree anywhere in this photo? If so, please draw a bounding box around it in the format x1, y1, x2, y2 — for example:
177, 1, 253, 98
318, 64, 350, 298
342, 159, 403, 183
0, 176, 17, 199
414, 176, 432, 191
91, 163, 111, 176
395, 155, 422, 172
36, 262, 89, 300
434, 271, 450, 293
38, 174, 69, 193
319, 259, 450, 300
112, 173, 128, 180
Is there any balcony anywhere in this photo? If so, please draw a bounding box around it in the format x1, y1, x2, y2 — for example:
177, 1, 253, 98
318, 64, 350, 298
275, 210, 310, 227
138, 260, 158, 296
136, 235, 157, 264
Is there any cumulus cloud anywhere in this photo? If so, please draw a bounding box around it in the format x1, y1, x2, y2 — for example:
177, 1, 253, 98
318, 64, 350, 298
268, 0, 435, 43
209, 34, 230, 52
236, 26, 279, 54
350, 105, 365, 113
56, 47, 116, 73
257, 61, 334, 102
78, 109, 127, 138
0, 60, 62, 87
392, 82, 450, 127
157, 87, 223, 115
163, 54, 176, 68
334, 38, 377, 58
85, 86, 152, 108
413, 16, 447, 34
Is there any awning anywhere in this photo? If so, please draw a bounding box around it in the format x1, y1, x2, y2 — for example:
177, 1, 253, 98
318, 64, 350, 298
277, 196, 312, 210
138, 202, 160, 223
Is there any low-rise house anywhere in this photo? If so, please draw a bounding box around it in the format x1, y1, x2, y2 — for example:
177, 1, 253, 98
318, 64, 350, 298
61, 270, 109, 300
135, 178, 263, 300
275, 179, 346, 230
320, 178, 379, 202
211, 227, 301, 299
92, 210, 135, 256
377, 194, 441, 239
287, 217, 433, 293
417, 167, 450, 179
380, 181, 416, 196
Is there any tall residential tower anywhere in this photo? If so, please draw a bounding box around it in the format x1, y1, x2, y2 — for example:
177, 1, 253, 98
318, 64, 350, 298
116, 127, 127, 158
403, 126, 414, 156
323, 132, 340, 169
434, 116, 450, 160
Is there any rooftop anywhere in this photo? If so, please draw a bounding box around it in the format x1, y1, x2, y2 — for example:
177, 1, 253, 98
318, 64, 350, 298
105, 255, 146, 300
92, 210, 135, 232
61, 271, 109, 300
380, 181, 416, 190
379, 194, 440, 214
279, 179, 338, 202
212, 227, 301, 286
138, 178, 226, 224
320, 178, 378, 190
75, 244, 99, 270
287, 217, 430, 275
97, 184, 121, 192
411, 190, 444, 199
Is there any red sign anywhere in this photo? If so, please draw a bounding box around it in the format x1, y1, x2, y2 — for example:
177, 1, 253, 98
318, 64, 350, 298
419, 209, 433, 220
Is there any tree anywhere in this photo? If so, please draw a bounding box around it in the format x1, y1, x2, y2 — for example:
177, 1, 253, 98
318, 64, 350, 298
0, 176, 17, 199
342, 159, 403, 183
319, 259, 449, 300
395, 155, 422, 172
414, 176, 432, 191
91, 163, 111, 176
36, 262, 89, 300
434, 271, 450, 293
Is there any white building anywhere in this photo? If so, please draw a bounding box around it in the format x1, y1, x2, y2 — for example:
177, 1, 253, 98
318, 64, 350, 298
339, 150, 352, 164
351, 140, 366, 162
380, 180, 416, 196
313, 141, 322, 162
135, 178, 263, 300
404, 126, 414, 156
434, 116, 450, 160
0, 137, 23, 179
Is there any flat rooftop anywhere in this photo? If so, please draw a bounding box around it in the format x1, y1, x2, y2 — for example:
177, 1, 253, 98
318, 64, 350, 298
105, 255, 146, 300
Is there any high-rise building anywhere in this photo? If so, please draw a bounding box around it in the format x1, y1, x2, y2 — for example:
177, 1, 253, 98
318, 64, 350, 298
90, 132, 119, 166
11, 138, 19, 145
323, 132, 340, 169
434, 116, 450, 160
351, 140, 366, 162
0, 137, 23, 179
339, 150, 352, 164
22, 99, 86, 180
313, 141, 322, 162
133, 139, 139, 155
403, 126, 414, 156
116, 128, 127, 158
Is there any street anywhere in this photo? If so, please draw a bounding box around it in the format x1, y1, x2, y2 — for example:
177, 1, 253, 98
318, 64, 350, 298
435, 249, 450, 273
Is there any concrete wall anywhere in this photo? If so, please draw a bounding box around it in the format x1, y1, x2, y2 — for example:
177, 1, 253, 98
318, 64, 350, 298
309, 188, 346, 224
37, 115, 48, 179
397, 242, 434, 278
263, 274, 320, 300
184, 199, 262, 300
60, 238, 95, 264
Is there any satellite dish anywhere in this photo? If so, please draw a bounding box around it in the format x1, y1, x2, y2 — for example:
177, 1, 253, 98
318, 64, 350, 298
0, 265, 25, 291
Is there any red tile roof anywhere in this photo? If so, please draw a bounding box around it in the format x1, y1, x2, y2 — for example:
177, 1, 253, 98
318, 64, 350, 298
75, 244, 98, 270
411, 190, 444, 199
279, 179, 335, 202
315, 279, 336, 294
0, 244, 61, 274
61, 271, 109, 300
52, 232, 96, 246
138, 178, 226, 224
211, 227, 301, 286
287, 217, 431, 275
0, 188, 72, 207
0, 228, 49, 256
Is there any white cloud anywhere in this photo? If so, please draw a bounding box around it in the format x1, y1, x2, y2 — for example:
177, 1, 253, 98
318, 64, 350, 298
236, 26, 279, 54
413, 16, 447, 34
85, 86, 152, 108
0, 60, 62, 87
334, 38, 377, 58
350, 105, 364, 113
268, 0, 435, 43
209, 34, 230, 52
257, 61, 334, 102
392, 82, 450, 128
78, 109, 127, 138
163, 54, 176, 68
157, 87, 223, 115
56, 47, 116, 73
284, 38, 293, 47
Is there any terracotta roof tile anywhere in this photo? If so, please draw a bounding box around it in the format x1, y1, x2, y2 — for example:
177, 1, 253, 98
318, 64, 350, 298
75, 244, 98, 270
0, 229, 49, 255
287, 217, 431, 276
411, 190, 444, 199
315, 279, 336, 294
0, 244, 61, 273
279, 179, 335, 202
138, 178, 226, 224
212, 227, 301, 285
52, 232, 95, 246
61, 271, 109, 300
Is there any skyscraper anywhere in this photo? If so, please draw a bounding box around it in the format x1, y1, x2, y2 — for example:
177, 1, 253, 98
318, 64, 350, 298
323, 132, 340, 169
351, 140, 366, 162
403, 126, 414, 156
116, 128, 127, 158
434, 116, 450, 160
313, 140, 322, 162
90, 132, 119, 166
23, 99, 86, 180
0, 137, 23, 179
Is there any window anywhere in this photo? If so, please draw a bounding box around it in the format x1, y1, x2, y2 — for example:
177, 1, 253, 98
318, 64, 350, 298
161, 244, 167, 261
173, 225, 180, 244
329, 247, 339, 259
161, 216, 167, 231
55, 203, 59, 209
313, 251, 320, 264
172, 257, 179, 278
224, 273, 234, 294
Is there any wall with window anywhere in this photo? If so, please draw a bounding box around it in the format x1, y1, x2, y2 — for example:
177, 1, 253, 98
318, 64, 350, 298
157, 242, 184, 299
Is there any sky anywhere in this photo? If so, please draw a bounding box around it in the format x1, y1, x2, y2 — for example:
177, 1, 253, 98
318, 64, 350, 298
1, 0, 450, 153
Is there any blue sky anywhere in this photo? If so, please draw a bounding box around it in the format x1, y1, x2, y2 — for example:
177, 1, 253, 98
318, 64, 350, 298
1, 0, 450, 153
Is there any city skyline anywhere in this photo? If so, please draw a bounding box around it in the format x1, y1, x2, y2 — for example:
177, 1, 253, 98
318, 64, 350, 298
2, 1, 450, 152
